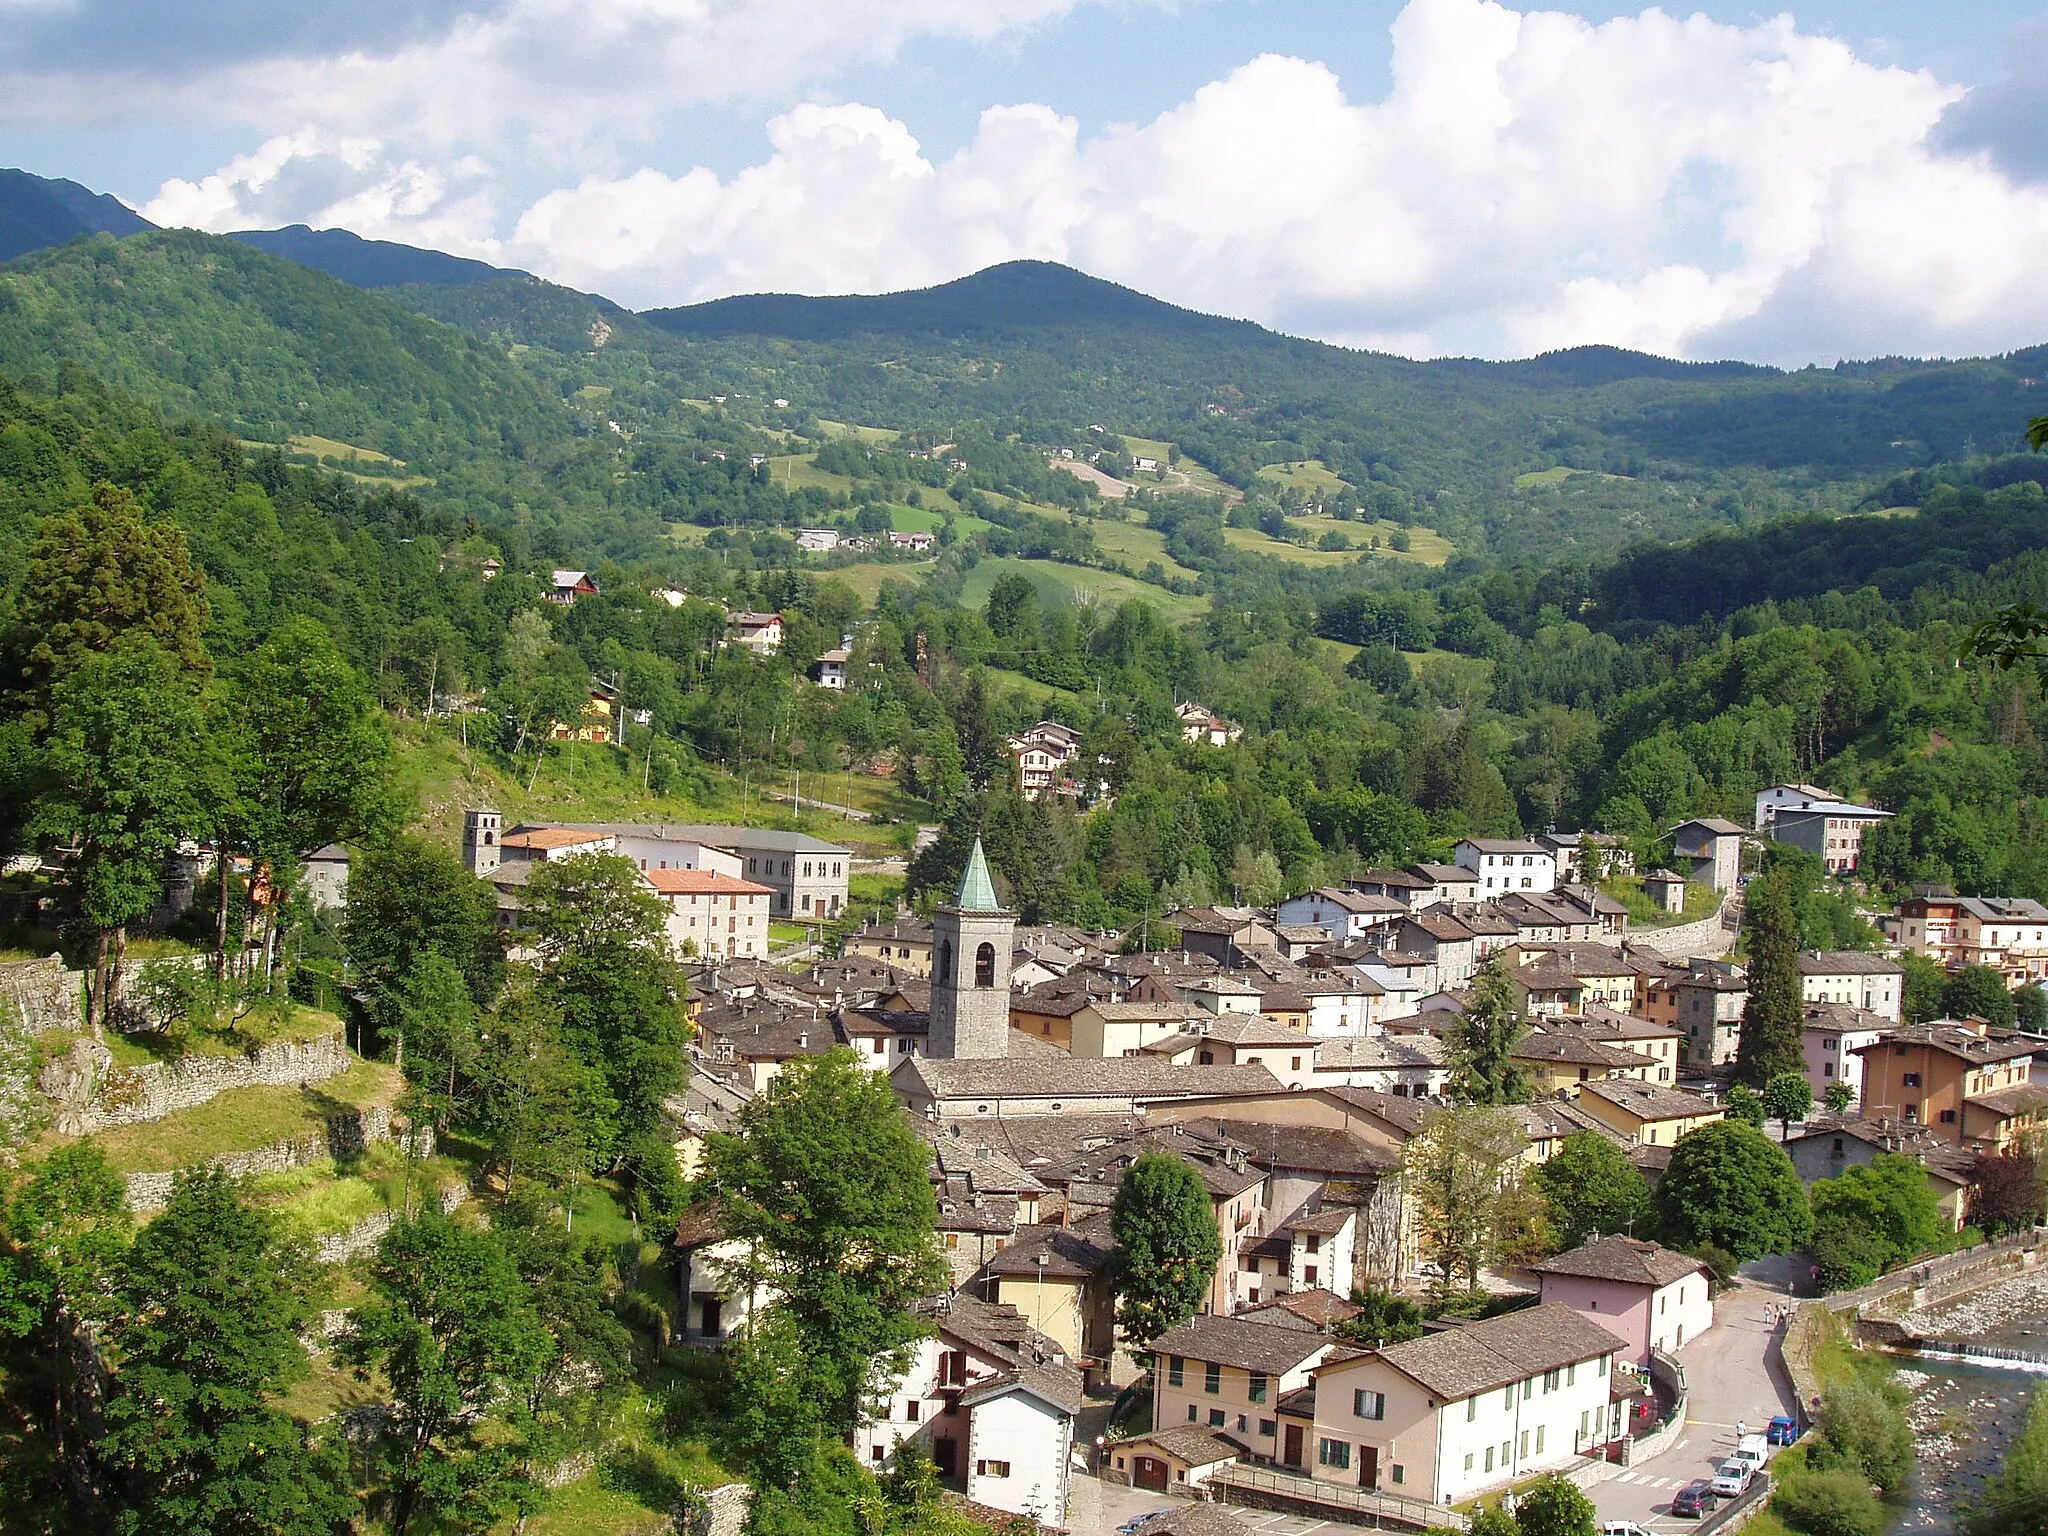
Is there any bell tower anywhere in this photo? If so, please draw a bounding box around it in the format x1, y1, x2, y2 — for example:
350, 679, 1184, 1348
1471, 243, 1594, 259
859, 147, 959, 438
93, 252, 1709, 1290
463, 807, 502, 876
928, 839, 1014, 1060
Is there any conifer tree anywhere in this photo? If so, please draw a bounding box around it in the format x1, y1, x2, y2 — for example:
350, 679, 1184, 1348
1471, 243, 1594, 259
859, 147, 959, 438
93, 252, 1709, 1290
1737, 870, 1805, 1085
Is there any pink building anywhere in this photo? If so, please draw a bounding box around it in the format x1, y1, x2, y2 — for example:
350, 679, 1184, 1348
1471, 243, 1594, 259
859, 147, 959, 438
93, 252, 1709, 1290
1531, 1236, 1713, 1366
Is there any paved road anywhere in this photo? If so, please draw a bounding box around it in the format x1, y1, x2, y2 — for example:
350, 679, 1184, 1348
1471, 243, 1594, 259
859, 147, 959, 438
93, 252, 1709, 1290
1594, 1272, 1800, 1531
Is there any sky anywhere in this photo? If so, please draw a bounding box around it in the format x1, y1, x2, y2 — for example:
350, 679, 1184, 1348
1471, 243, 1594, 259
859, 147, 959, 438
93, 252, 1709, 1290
5, 0, 2048, 364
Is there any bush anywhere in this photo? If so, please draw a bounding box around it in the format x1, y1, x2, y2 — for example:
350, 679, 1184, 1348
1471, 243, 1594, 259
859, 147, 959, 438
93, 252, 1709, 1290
1691, 1242, 1740, 1288
1773, 1468, 1884, 1536
1807, 1380, 1914, 1493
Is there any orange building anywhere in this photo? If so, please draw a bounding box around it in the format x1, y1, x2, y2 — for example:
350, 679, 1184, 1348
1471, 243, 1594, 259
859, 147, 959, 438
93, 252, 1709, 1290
1851, 1021, 2043, 1149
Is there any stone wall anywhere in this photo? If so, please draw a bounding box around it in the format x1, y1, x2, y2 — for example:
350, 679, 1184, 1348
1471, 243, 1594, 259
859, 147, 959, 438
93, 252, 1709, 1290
312, 1181, 470, 1264
1628, 901, 1734, 959
43, 1030, 353, 1135
123, 1103, 420, 1214
0, 955, 81, 1033
690, 1482, 753, 1536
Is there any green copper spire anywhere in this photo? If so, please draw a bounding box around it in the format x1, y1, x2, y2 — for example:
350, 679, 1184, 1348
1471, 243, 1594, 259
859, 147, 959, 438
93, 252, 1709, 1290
953, 837, 1001, 912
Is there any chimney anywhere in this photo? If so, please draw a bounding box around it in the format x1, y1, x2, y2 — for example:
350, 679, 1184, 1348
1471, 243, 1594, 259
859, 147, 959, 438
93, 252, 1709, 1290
797, 1030, 809, 1049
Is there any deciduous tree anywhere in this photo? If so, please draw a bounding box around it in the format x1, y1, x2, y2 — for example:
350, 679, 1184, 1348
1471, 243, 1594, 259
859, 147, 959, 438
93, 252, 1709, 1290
705, 1052, 947, 1435
1403, 1105, 1528, 1298
1531, 1131, 1652, 1248
1762, 1072, 1814, 1139
101, 1169, 350, 1536
342, 1214, 551, 1536
1943, 964, 2016, 1029
1653, 1121, 1811, 1261
1110, 1150, 1224, 1346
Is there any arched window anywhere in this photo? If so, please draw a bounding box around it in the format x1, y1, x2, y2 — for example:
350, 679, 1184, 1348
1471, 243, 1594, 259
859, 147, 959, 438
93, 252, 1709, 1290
974, 942, 997, 989
938, 940, 953, 983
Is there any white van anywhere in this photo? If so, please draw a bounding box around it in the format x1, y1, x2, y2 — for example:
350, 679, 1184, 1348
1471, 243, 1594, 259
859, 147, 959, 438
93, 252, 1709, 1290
1732, 1434, 1770, 1472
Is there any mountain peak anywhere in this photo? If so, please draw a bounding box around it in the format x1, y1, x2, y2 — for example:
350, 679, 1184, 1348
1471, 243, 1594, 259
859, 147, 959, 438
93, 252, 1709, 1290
643, 259, 1263, 342
0, 167, 154, 264
226, 225, 527, 290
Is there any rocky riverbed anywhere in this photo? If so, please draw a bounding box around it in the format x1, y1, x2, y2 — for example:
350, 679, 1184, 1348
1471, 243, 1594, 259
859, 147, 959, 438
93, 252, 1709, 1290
1884, 1269, 2048, 1533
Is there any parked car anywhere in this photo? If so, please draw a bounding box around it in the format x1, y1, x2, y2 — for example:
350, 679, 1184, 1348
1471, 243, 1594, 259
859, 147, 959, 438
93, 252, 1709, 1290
1117, 1513, 1173, 1536
1603, 1523, 1655, 1536
1768, 1415, 1802, 1445
1711, 1459, 1756, 1497
1671, 1480, 1719, 1518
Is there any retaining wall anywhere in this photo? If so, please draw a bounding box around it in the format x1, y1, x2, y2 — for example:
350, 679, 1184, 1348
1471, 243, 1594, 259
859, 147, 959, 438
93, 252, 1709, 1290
0, 955, 81, 1033
312, 1180, 471, 1264
46, 1030, 354, 1135
1628, 902, 1734, 959
123, 1104, 423, 1214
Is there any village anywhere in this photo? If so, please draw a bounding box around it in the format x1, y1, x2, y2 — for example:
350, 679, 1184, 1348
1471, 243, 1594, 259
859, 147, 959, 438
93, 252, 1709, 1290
412, 764, 2047, 1536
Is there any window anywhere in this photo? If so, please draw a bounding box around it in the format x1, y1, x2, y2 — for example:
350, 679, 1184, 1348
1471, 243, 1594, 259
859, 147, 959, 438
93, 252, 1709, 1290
1306, 1235, 1321, 1255
1467, 1397, 1478, 1421
873, 1445, 885, 1462
1393, 1465, 1406, 1485
1305, 1265, 1319, 1287
1319, 1439, 1351, 1470
1484, 1447, 1495, 1473
976, 1460, 1010, 1479
1168, 1357, 1184, 1388
1249, 1373, 1268, 1404
1187, 1404, 1198, 1422
1503, 1387, 1514, 1410
975, 943, 997, 989
1940, 1109, 1957, 1124
1544, 1369, 1560, 1392
1354, 1389, 1385, 1420
906, 1400, 920, 1423
938, 940, 953, 982
1502, 1440, 1512, 1466
1520, 1431, 1530, 1458
1598, 1355, 1607, 1376
1523, 1379, 1534, 1401
1904, 1072, 1922, 1088
1536, 1426, 1546, 1454
1237, 1414, 1249, 1433
1205, 1362, 1221, 1396
1210, 1409, 1226, 1428
1260, 1419, 1277, 1438
1567, 1364, 1576, 1386
1465, 1454, 1475, 1472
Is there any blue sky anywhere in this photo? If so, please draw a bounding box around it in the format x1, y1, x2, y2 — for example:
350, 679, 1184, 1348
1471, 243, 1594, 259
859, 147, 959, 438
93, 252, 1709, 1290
5, 1, 2048, 362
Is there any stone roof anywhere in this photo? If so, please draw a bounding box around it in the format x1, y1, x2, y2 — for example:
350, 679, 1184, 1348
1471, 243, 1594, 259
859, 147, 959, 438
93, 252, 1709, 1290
1577, 1078, 1724, 1121
1128, 1504, 1254, 1536
1533, 1235, 1708, 1289
1150, 1313, 1334, 1374
896, 1057, 1281, 1101
1314, 1036, 1448, 1071
1286, 1206, 1358, 1236
1798, 950, 1903, 976
1322, 1086, 1431, 1137
1513, 1032, 1657, 1069
984, 1220, 1116, 1280
1357, 1303, 1620, 1398
924, 1292, 1085, 1415
1179, 1116, 1401, 1174
1674, 817, 1747, 837
1243, 1288, 1364, 1329
1458, 838, 1550, 856
1966, 1082, 2048, 1118
1852, 1023, 2039, 1066
1120, 1428, 1248, 1472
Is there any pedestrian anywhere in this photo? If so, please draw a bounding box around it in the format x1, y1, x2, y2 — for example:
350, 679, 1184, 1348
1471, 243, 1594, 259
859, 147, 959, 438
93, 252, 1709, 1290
1736, 1419, 1747, 1441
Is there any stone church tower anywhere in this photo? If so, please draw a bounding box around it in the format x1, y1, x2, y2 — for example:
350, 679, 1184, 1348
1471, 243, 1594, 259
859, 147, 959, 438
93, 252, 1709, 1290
463, 807, 502, 876
928, 838, 1014, 1060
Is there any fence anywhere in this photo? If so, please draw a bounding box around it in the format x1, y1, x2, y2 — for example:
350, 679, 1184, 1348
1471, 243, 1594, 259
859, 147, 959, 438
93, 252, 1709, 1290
1207, 1461, 1469, 1532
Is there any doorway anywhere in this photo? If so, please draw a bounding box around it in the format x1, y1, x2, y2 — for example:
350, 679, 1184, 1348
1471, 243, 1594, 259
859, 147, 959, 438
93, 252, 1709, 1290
1134, 1456, 1169, 1492
1360, 1446, 1379, 1489
1283, 1425, 1305, 1467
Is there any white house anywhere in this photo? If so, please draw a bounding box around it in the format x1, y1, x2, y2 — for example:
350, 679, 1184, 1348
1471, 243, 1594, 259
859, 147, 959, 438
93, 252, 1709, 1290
1802, 1003, 1889, 1105
645, 868, 773, 958
796, 528, 842, 552
1276, 887, 1404, 943
1300, 1304, 1623, 1504
1798, 951, 1903, 1021
1452, 839, 1557, 895
813, 649, 851, 689
859, 1293, 1083, 1523
726, 610, 784, 656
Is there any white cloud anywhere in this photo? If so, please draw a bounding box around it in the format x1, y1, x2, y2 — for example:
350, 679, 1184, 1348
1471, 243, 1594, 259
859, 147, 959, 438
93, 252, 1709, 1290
137, 0, 2048, 362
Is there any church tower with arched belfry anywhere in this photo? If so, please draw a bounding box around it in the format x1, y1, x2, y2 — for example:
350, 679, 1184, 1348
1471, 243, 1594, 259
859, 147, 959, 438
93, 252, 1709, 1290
928, 838, 1014, 1060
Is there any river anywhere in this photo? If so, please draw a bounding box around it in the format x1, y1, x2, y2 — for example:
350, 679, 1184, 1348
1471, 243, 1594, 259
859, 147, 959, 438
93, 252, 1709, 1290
1883, 1269, 2048, 1533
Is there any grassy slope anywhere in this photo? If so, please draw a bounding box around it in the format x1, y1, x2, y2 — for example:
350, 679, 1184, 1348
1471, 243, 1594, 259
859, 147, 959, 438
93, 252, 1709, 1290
956, 555, 1209, 622
394, 719, 926, 853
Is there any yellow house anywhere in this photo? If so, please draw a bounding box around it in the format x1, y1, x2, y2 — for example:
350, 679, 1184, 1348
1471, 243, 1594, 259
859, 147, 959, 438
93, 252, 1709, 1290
1573, 1079, 1726, 1147
986, 1221, 1119, 1378
1510, 1033, 1657, 1097
1538, 1012, 1685, 1086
